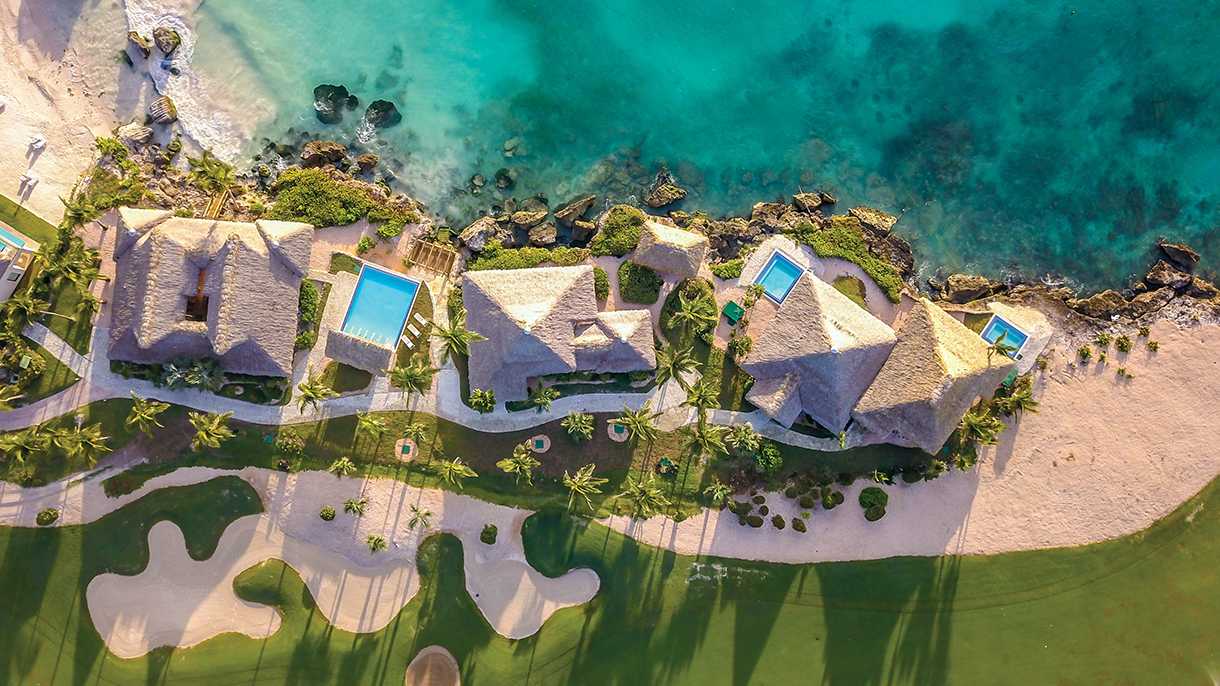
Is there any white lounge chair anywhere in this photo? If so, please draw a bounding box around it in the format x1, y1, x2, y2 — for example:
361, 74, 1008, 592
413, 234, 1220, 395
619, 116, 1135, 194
400, 335, 414, 349
407, 323, 420, 337
28, 135, 45, 150
19, 171, 38, 188
414, 313, 428, 326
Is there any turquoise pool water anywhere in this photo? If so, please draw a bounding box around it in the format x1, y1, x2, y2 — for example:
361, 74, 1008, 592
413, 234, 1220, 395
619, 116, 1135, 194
0, 221, 27, 248
756, 252, 803, 302
340, 266, 420, 347
187, 0, 1220, 291
981, 316, 1029, 357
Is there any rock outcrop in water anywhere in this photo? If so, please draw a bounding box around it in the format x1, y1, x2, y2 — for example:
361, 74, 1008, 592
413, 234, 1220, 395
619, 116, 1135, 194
301, 141, 348, 168
459, 216, 515, 251
313, 85, 355, 125
1158, 240, 1200, 272
357, 154, 379, 173
528, 222, 558, 246
363, 100, 402, 130
555, 194, 596, 228
148, 97, 178, 125
152, 27, 180, 55
127, 32, 151, 59
1145, 260, 1192, 290
116, 123, 153, 148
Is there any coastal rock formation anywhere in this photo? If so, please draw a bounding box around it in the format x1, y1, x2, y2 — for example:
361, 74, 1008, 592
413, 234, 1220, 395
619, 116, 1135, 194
1145, 260, 1192, 290
870, 234, 914, 275
363, 100, 402, 129
528, 222, 557, 246
1188, 277, 1219, 299
356, 154, 379, 172
572, 220, 596, 242
1072, 289, 1127, 319
555, 195, 596, 228
1125, 287, 1175, 317
510, 210, 547, 230
127, 32, 151, 59
849, 206, 898, 234
300, 141, 347, 168
519, 196, 549, 214
793, 192, 823, 212
116, 123, 153, 148
819, 191, 838, 205
313, 84, 353, 125
1159, 240, 1200, 272
459, 216, 514, 251
495, 168, 516, 191
943, 274, 992, 304
153, 26, 180, 55
646, 183, 686, 208
148, 97, 178, 125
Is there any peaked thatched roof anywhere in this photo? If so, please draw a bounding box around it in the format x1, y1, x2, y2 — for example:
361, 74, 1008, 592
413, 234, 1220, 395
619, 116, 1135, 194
739, 272, 896, 431
109, 208, 314, 377
852, 299, 1015, 454
463, 266, 655, 401
632, 221, 709, 279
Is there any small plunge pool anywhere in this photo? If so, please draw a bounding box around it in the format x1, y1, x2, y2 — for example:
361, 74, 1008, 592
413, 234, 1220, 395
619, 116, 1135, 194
755, 252, 803, 303
340, 265, 420, 348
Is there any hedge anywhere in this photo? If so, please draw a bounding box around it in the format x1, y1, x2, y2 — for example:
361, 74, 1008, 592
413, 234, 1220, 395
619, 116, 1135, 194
589, 205, 645, 256
299, 280, 320, 325
466, 243, 591, 271
618, 260, 662, 304
593, 266, 610, 300
784, 218, 904, 303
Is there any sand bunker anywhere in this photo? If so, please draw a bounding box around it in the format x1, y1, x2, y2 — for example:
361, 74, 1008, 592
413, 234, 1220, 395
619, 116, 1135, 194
406, 646, 461, 686
85, 469, 598, 657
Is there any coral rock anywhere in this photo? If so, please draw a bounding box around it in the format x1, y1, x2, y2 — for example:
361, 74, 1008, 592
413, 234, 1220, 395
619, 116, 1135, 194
943, 274, 992, 304
363, 100, 402, 129
1125, 287, 1175, 317
152, 26, 180, 55
646, 183, 687, 208
459, 216, 515, 251
793, 192, 823, 212
1187, 277, 1219, 299
116, 122, 154, 148
849, 206, 898, 235
572, 220, 597, 242
1072, 289, 1128, 319
510, 210, 548, 230
313, 84, 351, 125
1144, 260, 1192, 290
1158, 240, 1200, 272
356, 154, 379, 172
528, 222, 558, 246
127, 32, 151, 59
148, 97, 178, 125
555, 194, 596, 227
300, 141, 348, 168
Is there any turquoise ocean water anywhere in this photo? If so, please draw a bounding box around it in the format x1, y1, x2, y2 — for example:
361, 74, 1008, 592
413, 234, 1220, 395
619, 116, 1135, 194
188, 0, 1220, 291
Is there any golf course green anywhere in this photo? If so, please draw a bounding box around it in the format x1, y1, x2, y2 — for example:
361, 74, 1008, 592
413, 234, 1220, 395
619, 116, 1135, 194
1, 472, 1217, 685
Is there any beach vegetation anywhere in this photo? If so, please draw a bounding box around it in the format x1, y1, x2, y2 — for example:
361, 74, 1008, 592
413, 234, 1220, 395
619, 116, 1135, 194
319, 506, 335, 521
1094, 332, 1113, 348
1116, 334, 1133, 353
799, 494, 817, 509
386, 357, 437, 397
356, 413, 389, 440
469, 389, 496, 413
958, 409, 1004, 446
1148, 340, 1160, 352
703, 477, 732, 508
295, 363, 337, 414
987, 331, 1019, 362
660, 278, 718, 343
268, 168, 417, 230
561, 411, 595, 441
466, 243, 590, 271
186, 149, 239, 200
1138, 325, 1151, 337
610, 402, 661, 446
356, 236, 375, 254
298, 280, 320, 325
593, 266, 610, 299
529, 383, 560, 412
294, 329, 315, 350
758, 505, 769, 516
618, 473, 671, 518
791, 517, 807, 533
432, 306, 486, 364
859, 486, 889, 521
755, 439, 783, 472
563, 463, 608, 512
1098, 350, 1107, 364
343, 497, 367, 516
1077, 345, 1093, 361
727, 334, 754, 358
249, 202, 264, 216
617, 260, 662, 304
327, 456, 356, 478
653, 344, 697, 391
771, 514, 785, 529
589, 205, 645, 256
125, 392, 169, 436
783, 218, 903, 303
497, 442, 541, 486
481, 524, 498, 545
173, 208, 195, 218
746, 515, 764, 528
726, 422, 760, 457
710, 259, 744, 280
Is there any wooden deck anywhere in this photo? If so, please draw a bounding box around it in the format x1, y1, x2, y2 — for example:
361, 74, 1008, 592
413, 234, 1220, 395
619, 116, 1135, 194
408, 240, 458, 275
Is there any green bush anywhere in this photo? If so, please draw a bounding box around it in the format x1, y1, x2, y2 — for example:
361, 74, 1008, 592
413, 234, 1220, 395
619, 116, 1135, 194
746, 515, 764, 528
798, 494, 816, 509
268, 168, 373, 227
356, 236, 375, 255
864, 505, 887, 521
771, 514, 786, 529
1077, 345, 1092, 361
589, 205, 645, 256
727, 334, 754, 358
249, 202, 265, 216
791, 517, 807, 533
751, 495, 766, 505
729, 500, 753, 516
466, 243, 591, 271
174, 208, 195, 218
710, 259, 744, 280
755, 440, 783, 472
594, 266, 610, 300
1094, 332, 1113, 348
783, 218, 904, 303
628, 369, 651, 383
295, 330, 316, 350
299, 280, 320, 325
480, 524, 498, 545
274, 429, 306, 456
1148, 340, 1160, 352
36, 508, 59, 526
320, 506, 336, 521
1116, 334, 1132, 353
859, 486, 889, 509
618, 260, 662, 304
758, 505, 769, 516
375, 223, 403, 241
821, 487, 844, 510
470, 388, 496, 413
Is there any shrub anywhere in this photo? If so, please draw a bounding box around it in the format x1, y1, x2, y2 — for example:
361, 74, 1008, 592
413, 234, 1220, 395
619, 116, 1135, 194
771, 514, 786, 530
727, 334, 754, 358
755, 440, 783, 472
783, 218, 903, 303
356, 236, 376, 255
467, 243, 590, 271
710, 259, 744, 280
821, 487, 844, 510
375, 223, 403, 241
783, 485, 800, 499
320, 506, 336, 521
470, 388, 496, 413
864, 505, 887, 521
36, 508, 59, 526
751, 495, 766, 505
791, 518, 807, 533
618, 260, 662, 304
1138, 325, 1150, 337
798, 494, 816, 509
295, 330, 316, 350
249, 202, 265, 216
174, 208, 195, 218
628, 369, 651, 383
268, 168, 373, 227
593, 266, 610, 300
480, 524, 498, 545
758, 505, 769, 516
1094, 332, 1112, 348
746, 515, 764, 528
589, 205, 645, 256
1148, 340, 1160, 352
1077, 345, 1092, 361
1115, 335, 1132, 353
859, 486, 889, 509
299, 280, 320, 325
729, 500, 753, 516
274, 429, 306, 456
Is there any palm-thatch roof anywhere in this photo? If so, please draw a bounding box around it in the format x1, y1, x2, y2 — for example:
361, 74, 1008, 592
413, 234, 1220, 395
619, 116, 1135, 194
109, 208, 314, 377
463, 266, 656, 401
739, 272, 896, 431
632, 221, 709, 279
852, 299, 1015, 454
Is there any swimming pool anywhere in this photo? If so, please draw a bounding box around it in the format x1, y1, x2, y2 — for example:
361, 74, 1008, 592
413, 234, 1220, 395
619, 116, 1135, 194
340, 265, 420, 348
0, 221, 26, 248
755, 252, 803, 302
981, 315, 1029, 358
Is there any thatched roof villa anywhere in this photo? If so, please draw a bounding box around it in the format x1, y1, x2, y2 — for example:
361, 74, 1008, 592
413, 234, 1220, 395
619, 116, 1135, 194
632, 220, 709, 279
852, 299, 1015, 454
109, 208, 313, 377
738, 272, 896, 431
463, 265, 656, 401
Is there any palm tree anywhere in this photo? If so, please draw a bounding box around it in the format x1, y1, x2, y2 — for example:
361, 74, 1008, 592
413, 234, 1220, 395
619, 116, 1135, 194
188, 411, 235, 452
186, 358, 224, 393
725, 423, 759, 456
386, 358, 437, 397
401, 423, 427, 444
681, 376, 719, 427
432, 307, 486, 364
561, 411, 595, 441
999, 388, 1040, 416
0, 426, 50, 468
529, 383, 560, 413
187, 149, 239, 217
343, 497, 368, 516
987, 331, 1020, 362
670, 288, 717, 334
126, 392, 170, 436
357, 412, 388, 440
408, 504, 433, 529
54, 423, 111, 469
328, 456, 357, 478
73, 292, 102, 325
496, 442, 541, 486
959, 410, 1005, 446
654, 344, 698, 390
160, 359, 190, 390
435, 457, 477, 489
610, 402, 661, 446
295, 363, 337, 413
618, 473, 671, 518
0, 386, 23, 412
366, 534, 388, 554
680, 423, 727, 462
703, 477, 732, 508
59, 194, 102, 231
562, 463, 608, 512
3, 291, 52, 331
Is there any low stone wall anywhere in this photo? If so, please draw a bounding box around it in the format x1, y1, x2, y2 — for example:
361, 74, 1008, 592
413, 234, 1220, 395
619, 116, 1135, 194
325, 329, 393, 374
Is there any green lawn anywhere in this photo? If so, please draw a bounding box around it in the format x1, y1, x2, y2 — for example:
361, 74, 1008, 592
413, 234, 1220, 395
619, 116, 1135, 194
0, 193, 58, 246
4, 469, 1220, 684
17, 336, 81, 406
40, 280, 94, 354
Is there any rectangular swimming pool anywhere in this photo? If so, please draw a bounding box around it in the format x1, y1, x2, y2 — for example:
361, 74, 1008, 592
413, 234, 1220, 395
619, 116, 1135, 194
981, 315, 1029, 358
755, 252, 803, 303
0, 220, 26, 248
340, 265, 421, 348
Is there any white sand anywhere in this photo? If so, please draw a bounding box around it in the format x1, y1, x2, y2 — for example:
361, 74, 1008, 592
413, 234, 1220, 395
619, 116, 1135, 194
72, 468, 596, 657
